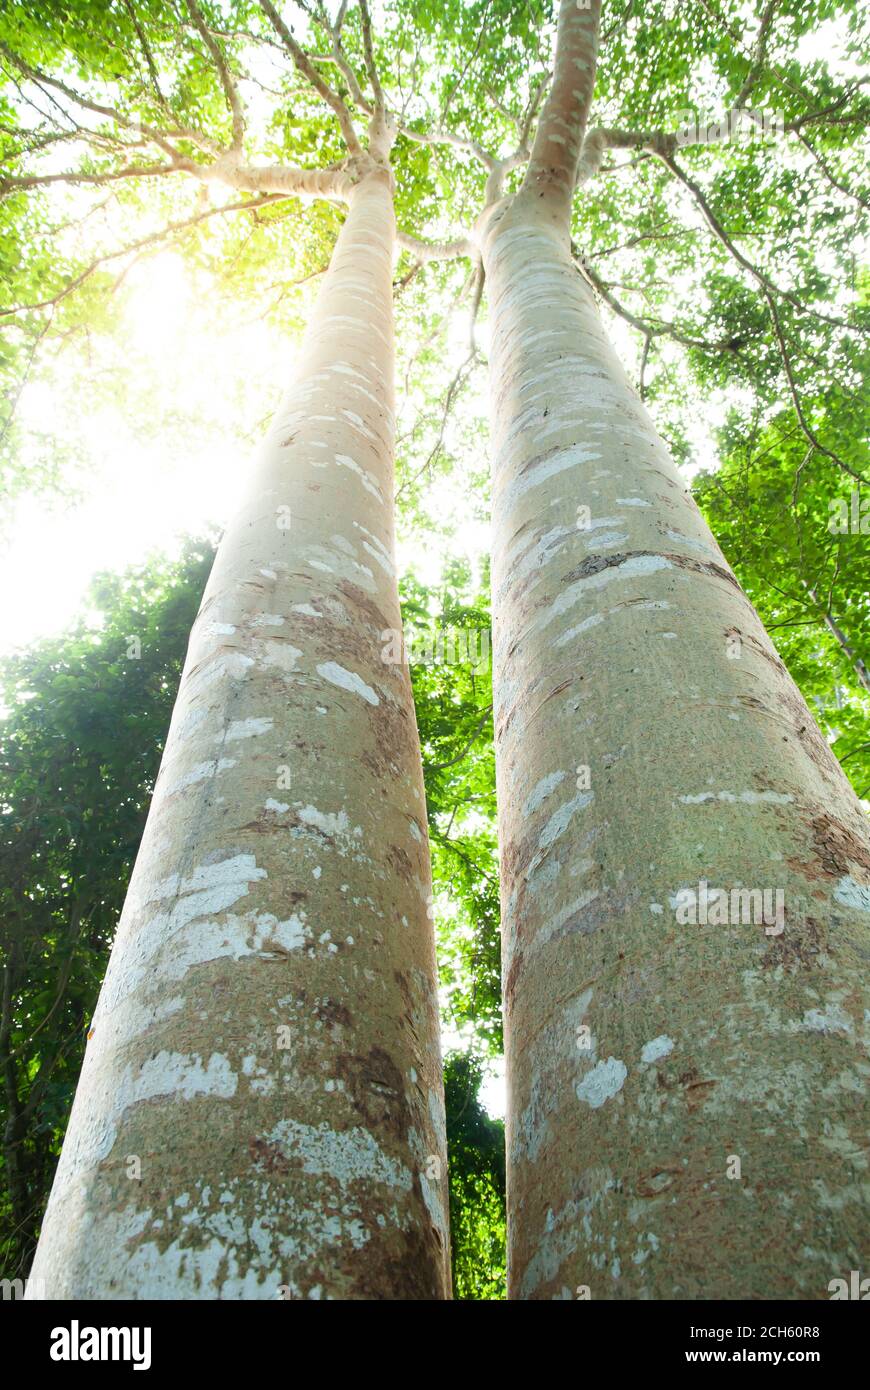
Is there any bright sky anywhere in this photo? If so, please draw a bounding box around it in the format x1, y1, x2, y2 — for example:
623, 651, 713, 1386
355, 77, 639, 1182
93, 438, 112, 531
0, 246, 499, 654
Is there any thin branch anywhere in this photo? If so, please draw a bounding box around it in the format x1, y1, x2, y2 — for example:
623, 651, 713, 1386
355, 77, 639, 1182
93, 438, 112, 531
122, 0, 166, 108
441, 0, 493, 123
468, 257, 485, 352
429, 704, 494, 772
397, 347, 480, 497
307, 0, 372, 115
0, 194, 290, 319
762, 286, 866, 483
658, 149, 864, 334
0, 39, 212, 159
573, 248, 744, 353
1, 161, 182, 198
794, 131, 870, 212
398, 119, 495, 171
358, 0, 385, 114
396, 230, 475, 262
257, 0, 362, 156
734, 0, 779, 107
185, 0, 245, 148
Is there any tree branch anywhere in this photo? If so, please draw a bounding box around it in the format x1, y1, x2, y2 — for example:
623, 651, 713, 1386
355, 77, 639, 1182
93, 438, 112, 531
572, 246, 749, 354
397, 120, 495, 171
429, 704, 494, 772
734, 0, 779, 107
0, 39, 215, 159
0, 194, 293, 319
521, 0, 601, 213
185, 0, 245, 149
761, 286, 866, 483
306, 0, 373, 115
1, 161, 184, 198
358, 0, 386, 115
258, 0, 362, 156
657, 149, 865, 334
396, 230, 475, 263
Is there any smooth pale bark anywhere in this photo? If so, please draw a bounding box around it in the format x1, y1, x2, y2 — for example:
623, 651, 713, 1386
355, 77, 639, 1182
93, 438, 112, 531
481, 196, 870, 1299
29, 168, 451, 1300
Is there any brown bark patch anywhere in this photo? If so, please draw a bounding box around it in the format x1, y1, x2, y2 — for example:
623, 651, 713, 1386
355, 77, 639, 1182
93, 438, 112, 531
336, 1047, 410, 1139
314, 998, 352, 1029
386, 842, 414, 883
336, 579, 392, 638
248, 1137, 291, 1175
504, 947, 524, 1008
761, 915, 826, 970
353, 1220, 444, 1300
561, 549, 743, 594
792, 812, 870, 882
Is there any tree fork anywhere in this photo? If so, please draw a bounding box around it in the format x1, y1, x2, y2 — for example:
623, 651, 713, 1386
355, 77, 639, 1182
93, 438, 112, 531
28, 168, 451, 1300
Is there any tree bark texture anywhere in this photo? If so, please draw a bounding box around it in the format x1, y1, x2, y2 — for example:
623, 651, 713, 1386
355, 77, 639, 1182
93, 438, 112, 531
29, 169, 451, 1301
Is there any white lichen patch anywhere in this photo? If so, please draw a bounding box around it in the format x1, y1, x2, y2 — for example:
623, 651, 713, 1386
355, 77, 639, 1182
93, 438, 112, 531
253, 639, 302, 673
317, 662, 379, 705
98, 855, 268, 1013
166, 758, 237, 795
554, 612, 604, 648
576, 1057, 627, 1108
224, 717, 274, 742
523, 770, 567, 816
334, 453, 382, 500
833, 875, 870, 914
266, 1118, 413, 1192
529, 790, 594, 874
800, 1003, 854, 1036
641, 1035, 674, 1064
297, 805, 349, 838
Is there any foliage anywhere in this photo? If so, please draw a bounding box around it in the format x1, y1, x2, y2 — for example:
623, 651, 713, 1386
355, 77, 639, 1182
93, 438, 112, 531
695, 404, 870, 799
0, 537, 215, 1278
443, 1050, 506, 1301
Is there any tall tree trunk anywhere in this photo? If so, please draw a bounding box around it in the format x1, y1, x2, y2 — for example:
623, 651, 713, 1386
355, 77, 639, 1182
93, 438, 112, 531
481, 189, 870, 1298
28, 168, 451, 1301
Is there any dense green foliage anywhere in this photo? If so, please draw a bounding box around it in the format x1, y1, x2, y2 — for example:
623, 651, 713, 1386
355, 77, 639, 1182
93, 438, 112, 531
696, 408, 870, 802
0, 540, 214, 1278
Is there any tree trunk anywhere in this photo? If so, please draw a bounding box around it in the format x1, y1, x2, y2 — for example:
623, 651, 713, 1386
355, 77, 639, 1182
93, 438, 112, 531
481, 196, 870, 1300
28, 168, 451, 1301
